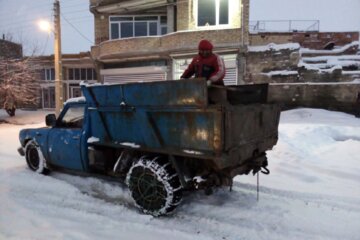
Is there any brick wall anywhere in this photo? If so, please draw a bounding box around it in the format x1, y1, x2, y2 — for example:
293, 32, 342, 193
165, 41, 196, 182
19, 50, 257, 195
250, 33, 293, 46
269, 83, 360, 114
246, 47, 300, 83
94, 14, 109, 45
242, 0, 250, 45
293, 32, 359, 49
176, 0, 190, 31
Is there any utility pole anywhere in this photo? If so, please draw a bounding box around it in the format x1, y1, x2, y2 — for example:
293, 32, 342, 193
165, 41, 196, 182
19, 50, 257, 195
54, 0, 63, 116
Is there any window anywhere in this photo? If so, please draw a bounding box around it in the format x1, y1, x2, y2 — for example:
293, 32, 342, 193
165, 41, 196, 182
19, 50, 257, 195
197, 0, 229, 27
68, 68, 97, 80
60, 105, 85, 128
41, 68, 55, 81
109, 15, 167, 40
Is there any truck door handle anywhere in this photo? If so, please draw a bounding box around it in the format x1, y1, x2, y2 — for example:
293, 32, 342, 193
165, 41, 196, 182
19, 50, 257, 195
72, 136, 80, 140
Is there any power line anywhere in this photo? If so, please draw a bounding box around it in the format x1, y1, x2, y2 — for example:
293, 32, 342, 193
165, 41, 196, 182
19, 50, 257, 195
0, 13, 92, 31
0, 9, 92, 29
62, 9, 91, 14
61, 2, 90, 9
0, 2, 53, 20
61, 13, 93, 44
0, 15, 52, 28
0, 3, 91, 20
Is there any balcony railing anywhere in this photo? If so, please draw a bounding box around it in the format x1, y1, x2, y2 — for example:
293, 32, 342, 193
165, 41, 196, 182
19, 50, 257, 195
249, 20, 320, 33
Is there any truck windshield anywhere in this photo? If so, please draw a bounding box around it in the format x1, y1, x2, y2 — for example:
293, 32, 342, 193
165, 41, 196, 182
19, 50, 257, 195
59, 105, 85, 128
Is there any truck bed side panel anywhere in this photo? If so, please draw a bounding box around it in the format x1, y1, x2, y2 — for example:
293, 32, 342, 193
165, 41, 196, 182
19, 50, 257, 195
88, 108, 223, 156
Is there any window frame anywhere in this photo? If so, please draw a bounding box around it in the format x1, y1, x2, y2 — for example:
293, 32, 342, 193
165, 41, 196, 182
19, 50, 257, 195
109, 15, 167, 40
68, 68, 97, 80
196, 0, 230, 28
41, 68, 55, 81
58, 104, 85, 129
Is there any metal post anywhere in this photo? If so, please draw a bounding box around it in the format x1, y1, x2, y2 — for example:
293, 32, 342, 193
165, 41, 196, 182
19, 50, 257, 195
289, 20, 292, 32
257, 172, 259, 201
54, 0, 63, 116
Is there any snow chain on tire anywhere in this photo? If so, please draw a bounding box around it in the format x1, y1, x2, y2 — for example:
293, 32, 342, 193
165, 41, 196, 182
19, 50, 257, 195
126, 156, 183, 216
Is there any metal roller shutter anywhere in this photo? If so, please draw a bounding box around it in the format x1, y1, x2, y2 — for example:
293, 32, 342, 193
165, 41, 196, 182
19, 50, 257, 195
173, 54, 238, 85
223, 55, 238, 86
101, 66, 167, 84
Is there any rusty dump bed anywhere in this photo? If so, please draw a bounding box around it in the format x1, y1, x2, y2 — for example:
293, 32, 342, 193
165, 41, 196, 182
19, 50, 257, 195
81, 79, 280, 170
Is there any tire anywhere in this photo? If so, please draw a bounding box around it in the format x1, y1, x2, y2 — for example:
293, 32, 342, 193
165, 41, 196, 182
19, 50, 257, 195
25, 140, 49, 174
126, 156, 183, 216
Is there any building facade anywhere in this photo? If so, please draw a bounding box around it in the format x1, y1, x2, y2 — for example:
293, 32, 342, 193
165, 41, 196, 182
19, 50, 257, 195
0, 37, 22, 59
30, 53, 97, 109
89, 0, 250, 85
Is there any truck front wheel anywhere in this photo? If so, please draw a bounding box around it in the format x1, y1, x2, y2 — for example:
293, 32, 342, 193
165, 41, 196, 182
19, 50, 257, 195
25, 140, 49, 174
126, 156, 182, 216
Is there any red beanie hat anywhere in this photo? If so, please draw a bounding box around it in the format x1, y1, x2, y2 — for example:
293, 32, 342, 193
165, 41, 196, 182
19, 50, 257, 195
198, 39, 213, 51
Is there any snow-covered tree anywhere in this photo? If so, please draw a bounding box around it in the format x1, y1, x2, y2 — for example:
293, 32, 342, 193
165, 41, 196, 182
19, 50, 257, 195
0, 58, 40, 116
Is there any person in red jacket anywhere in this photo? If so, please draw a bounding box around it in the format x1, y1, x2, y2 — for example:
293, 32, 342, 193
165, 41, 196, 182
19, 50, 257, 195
181, 39, 225, 86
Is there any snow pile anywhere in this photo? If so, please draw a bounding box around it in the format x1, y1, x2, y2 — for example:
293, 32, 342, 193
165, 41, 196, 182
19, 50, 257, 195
240, 108, 360, 197
1, 108, 360, 239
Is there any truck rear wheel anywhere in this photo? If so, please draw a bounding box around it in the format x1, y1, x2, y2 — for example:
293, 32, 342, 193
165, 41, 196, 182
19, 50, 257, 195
126, 156, 182, 216
25, 140, 49, 174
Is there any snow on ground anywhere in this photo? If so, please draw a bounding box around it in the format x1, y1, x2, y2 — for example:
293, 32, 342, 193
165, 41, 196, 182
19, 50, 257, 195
1, 108, 360, 240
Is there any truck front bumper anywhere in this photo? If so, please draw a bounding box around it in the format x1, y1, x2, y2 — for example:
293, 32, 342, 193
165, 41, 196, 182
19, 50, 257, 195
18, 146, 25, 156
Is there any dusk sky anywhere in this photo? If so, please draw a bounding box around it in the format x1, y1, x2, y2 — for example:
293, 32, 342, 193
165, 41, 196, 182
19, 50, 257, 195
0, 0, 359, 56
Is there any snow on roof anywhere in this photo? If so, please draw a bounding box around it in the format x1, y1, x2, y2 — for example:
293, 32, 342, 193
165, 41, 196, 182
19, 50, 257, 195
301, 55, 360, 70
270, 81, 360, 85
80, 81, 103, 87
248, 42, 300, 52
64, 96, 86, 104
298, 60, 345, 73
302, 55, 360, 62
300, 41, 359, 55
261, 70, 298, 76
343, 71, 360, 75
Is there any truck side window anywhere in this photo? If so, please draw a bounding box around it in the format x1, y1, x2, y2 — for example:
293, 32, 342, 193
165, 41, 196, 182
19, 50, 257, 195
59, 106, 85, 128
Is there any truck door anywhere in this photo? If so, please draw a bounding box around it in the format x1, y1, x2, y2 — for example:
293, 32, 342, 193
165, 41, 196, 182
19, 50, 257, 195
48, 104, 85, 171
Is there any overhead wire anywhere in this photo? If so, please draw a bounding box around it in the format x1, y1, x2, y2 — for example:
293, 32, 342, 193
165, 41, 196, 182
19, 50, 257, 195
60, 13, 93, 44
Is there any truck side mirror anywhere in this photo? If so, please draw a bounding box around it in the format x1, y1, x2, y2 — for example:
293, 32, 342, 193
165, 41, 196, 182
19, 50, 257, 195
45, 114, 57, 127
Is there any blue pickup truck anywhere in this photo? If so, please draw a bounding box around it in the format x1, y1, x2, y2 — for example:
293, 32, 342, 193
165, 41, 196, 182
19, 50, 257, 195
18, 79, 280, 216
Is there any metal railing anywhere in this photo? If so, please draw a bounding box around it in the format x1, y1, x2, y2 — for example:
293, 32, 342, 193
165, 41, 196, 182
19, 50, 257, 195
249, 20, 320, 33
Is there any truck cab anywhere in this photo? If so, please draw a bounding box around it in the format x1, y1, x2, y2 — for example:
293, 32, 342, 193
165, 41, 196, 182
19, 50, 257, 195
19, 98, 88, 172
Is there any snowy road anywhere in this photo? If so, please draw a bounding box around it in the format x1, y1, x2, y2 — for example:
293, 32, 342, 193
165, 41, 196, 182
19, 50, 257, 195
1, 109, 360, 240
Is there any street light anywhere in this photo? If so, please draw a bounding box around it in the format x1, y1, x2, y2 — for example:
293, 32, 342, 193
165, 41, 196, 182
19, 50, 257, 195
37, 20, 52, 33
37, 0, 63, 116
